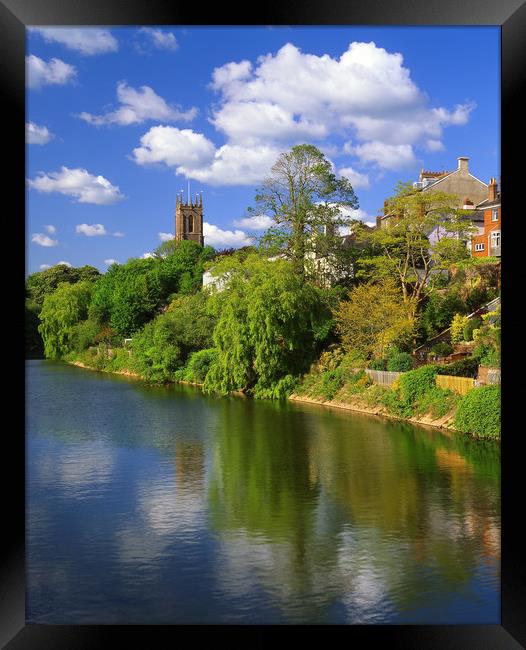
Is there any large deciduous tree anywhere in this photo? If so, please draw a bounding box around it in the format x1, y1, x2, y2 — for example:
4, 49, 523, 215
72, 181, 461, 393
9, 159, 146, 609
357, 182, 476, 318
254, 144, 359, 279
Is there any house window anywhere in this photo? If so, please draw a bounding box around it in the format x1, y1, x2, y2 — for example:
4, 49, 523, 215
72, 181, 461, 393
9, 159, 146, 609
475, 243, 485, 252
492, 209, 499, 222
491, 231, 500, 247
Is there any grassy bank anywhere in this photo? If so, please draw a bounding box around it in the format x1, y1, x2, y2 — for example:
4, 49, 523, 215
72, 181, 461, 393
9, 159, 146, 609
292, 360, 500, 439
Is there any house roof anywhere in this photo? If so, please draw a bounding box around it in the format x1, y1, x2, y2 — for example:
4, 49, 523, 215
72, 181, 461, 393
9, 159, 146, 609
475, 194, 501, 209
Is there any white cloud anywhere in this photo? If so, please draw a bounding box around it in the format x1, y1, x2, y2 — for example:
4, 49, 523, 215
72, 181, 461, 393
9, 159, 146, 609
140, 28, 178, 51
351, 142, 416, 170
79, 81, 197, 126
104, 259, 119, 266
32, 28, 118, 55
131, 40, 476, 185
57, 261, 72, 267
338, 166, 370, 189
141, 252, 155, 259
425, 139, 445, 152
26, 122, 53, 144
158, 232, 174, 242
26, 55, 77, 89
203, 222, 253, 249
76, 223, 107, 236
44, 224, 56, 234
39, 264, 51, 270
112, 231, 125, 237
32, 233, 58, 247
28, 166, 125, 205
233, 214, 274, 230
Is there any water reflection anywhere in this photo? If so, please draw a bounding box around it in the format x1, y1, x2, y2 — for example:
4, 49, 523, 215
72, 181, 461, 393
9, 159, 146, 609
27, 361, 500, 624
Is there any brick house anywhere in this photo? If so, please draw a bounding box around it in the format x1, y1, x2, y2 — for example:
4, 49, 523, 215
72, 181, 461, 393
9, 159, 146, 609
471, 178, 501, 258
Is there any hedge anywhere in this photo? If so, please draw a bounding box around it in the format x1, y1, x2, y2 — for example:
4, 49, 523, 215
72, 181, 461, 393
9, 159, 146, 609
454, 384, 500, 438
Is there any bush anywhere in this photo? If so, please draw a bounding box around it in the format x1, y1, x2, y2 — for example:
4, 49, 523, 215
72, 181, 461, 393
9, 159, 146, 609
414, 387, 459, 419
454, 385, 500, 438
183, 348, 219, 383
398, 365, 439, 406
439, 357, 479, 378
430, 341, 453, 357
450, 313, 470, 344
463, 316, 482, 342
386, 351, 413, 372
369, 358, 387, 370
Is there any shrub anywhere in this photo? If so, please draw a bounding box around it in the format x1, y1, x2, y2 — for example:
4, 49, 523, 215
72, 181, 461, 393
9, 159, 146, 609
370, 358, 387, 370
450, 313, 470, 344
463, 316, 482, 342
439, 357, 479, 378
454, 385, 500, 438
415, 387, 459, 419
184, 348, 219, 383
398, 365, 439, 406
430, 341, 453, 357
386, 351, 413, 372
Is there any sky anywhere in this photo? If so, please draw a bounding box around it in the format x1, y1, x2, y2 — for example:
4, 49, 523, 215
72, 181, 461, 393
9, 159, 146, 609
26, 26, 500, 274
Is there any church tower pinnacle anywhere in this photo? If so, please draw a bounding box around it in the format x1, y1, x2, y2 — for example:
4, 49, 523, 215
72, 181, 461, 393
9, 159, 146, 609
175, 190, 204, 246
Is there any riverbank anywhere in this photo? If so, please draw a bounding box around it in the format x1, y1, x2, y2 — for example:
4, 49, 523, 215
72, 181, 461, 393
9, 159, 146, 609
288, 392, 457, 433
67, 358, 476, 437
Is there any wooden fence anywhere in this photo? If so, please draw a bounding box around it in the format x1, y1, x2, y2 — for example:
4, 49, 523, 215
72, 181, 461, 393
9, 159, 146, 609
436, 374, 475, 395
364, 369, 402, 387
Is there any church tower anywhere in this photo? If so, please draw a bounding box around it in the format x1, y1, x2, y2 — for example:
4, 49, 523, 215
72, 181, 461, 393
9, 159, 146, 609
175, 192, 204, 246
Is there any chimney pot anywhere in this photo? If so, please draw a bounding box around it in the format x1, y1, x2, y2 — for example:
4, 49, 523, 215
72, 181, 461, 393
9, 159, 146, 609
458, 156, 469, 173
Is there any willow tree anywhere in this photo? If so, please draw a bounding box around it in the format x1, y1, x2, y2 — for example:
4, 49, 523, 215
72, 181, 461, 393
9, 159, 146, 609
254, 144, 359, 279
357, 182, 477, 318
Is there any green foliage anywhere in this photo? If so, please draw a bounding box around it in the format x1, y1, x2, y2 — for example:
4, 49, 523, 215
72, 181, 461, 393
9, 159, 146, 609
472, 307, 500, 367
26, 264, 100, 309
430, 341, 454, 357
421, 292, 467, 339
386, 351, 413, 372
204, 255, 334, 397
254, 143, 359, 278
450, 313, 470, 344
38, 281, 94, 359
398, 365, 439, 407
439, 357, 479, 378
68, 318, 101, 353
414, 387, 459, 419
463, 316, 482, 342
369, 358, 387, 370
131, 292, 215, 382
182, 348, 219, 384
454, 385, 500, 438
25, 298, 44, 358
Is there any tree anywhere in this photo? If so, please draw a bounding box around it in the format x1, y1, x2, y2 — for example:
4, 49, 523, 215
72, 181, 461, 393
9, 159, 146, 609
204, 254, 337, 397
254, 144, 359, 279
38, 281, 94, 359
357, 183, 476, 319
26, 264, 100, 309
335, 278, 416, 360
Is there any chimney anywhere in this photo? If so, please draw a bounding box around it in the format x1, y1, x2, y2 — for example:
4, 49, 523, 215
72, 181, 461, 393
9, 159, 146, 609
462, 198, 474, 210
488, 177, 498, 201
457, 156, 469, 173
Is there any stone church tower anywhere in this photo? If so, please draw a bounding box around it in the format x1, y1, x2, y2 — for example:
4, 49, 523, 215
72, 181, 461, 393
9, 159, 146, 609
175, 193, 204, 246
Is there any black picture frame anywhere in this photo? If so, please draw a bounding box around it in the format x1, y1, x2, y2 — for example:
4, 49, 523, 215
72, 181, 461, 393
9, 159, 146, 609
4, 0, 525, 646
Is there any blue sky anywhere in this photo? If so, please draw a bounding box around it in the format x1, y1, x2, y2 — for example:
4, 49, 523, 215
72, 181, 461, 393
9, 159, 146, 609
26, 26, 500, 274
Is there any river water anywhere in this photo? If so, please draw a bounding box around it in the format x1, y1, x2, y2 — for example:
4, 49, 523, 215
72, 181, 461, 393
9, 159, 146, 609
26, 360, 500, 624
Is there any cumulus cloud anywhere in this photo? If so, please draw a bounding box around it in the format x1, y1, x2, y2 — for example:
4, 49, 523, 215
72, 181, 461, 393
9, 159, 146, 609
351, 142, 416, 170
140, 28, 178, 51
203, 223, 253, 248
338, 166, 370, 189
28, 166, 125, 204
158, 232, 174, 242
31, 27, 118, 55
104, 258, 119, 266
31, 233, 58, 247
233, 214, 274, 230
57, 261, 72, 267
26, 54, 77, 89
26, 122, 53, 144
112, 231, 125, 237
130, 41, 476, 186
76, 223, 107, 236
39, 264, 51, 270
44, 224, 56, 234
141, 252, 155, 259
79, 81, 197, 126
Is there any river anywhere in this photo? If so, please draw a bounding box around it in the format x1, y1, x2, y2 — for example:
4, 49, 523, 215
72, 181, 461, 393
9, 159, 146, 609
26, 360, 500, 624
